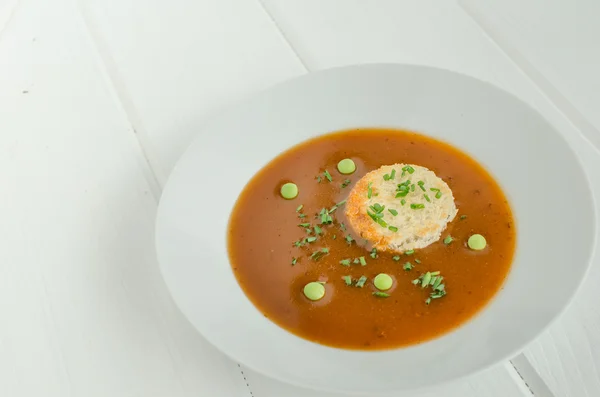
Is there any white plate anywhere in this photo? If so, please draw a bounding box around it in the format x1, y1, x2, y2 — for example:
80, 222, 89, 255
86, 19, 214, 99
155, 64, 596, 394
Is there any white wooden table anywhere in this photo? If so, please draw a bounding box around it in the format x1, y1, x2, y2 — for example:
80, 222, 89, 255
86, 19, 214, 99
1, 0, 599, 396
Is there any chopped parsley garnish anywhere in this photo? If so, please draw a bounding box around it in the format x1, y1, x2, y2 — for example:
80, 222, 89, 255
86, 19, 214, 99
424, 194, 431, 202
355, 276, 368, 288
298, 223, 311, 228
319, 208, 333, 224
413, 271, 446, 304
367, 182, 373, 199
403, 262, 413, 271
341, 179, 351, 188
414, 258, 421, 264
410, 203, 425, 209
405, 249, 415, 255
323, 170, 333, 182
310, 248, 329, 261
298, 213, 306, 218
345, 234, 354, 245
359, 256, 367, 266
296, 205, 303, 212
329, 200, 347, 213
460, 215, 467, 220
373, 291, 390, 298
401, 199, 406, 206
314, 225, 322, 235
410, 184, 415, 192
392, 255, 401, 261
388, 226, 398, 232
435, 191, 442, 199
342, 275, 352, 285
417, 181, 426, 191
340, 259, 351, 266
390, 169, 396, 180
340, 223, 346, 231
388, 209, 398, 216
305, 236, 317, 243
443, 235, 454, 245
291, 257, 297, 266
370, 248, 378, 259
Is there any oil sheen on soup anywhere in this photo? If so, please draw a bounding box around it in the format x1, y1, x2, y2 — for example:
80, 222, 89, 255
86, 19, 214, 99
227, 128, 515, 350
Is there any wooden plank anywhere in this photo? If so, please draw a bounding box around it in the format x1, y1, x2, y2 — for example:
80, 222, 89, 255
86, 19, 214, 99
0, 0, 250, 395
241, 362, 530, 397
78, 0, 306, 184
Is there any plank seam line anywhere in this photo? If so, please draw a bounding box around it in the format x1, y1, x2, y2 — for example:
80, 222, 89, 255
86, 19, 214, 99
71, 0, 163, 200
0, 0, 22, 43
256, 0, 310, 72
237, 364, 254, 397
458, 0, 600, 156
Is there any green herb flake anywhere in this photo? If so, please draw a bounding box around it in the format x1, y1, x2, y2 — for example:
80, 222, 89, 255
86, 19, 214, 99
401, 199, 406, 206
376, 218, 388, 228
340, 223, 346, 231
342, 275, 352, 285
297, 213, 306, 219
443, 236, 454, 245
341, 179, 351, 188
345, 234, 354, 245
460, 215, 467, 220
373, 291, 390, 298
414, 258, 421, 264
332, 234, 337, 240
316, 175, 322, 183
359, 256, 367, 266
370, 248, 378, 259
355, 276, 368, 288
388, 226, 398, 232
402, 165, 415, 174
403, 262, 413, 271
296, 205, 303, 212
392, 255, 401, 261
390, 169, 396, 180
425, 297, 431, 305
310, 248, 329, 261
421, 272, 432, 288
417, 181, 426, 191
388, 209, 398, 216
340, 259, 351, 266
298, 223, 311, 228
411, 184, 415, 192
314, 225, 323, 235
424, 194, 431, 202
410, 203, 425, 210
405, 249, 415, 256
412, 279, 420, 285
383, 173, 391, 181
323, 170, 333, 182
367, 182, 373, 199
291, 257, 297, 266
305, 236, 317, 243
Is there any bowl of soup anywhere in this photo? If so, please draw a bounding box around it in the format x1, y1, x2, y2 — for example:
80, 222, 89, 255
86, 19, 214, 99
155, 64, 595, 394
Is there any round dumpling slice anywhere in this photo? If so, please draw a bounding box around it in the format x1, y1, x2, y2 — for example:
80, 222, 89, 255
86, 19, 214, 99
345, 164, 457, 253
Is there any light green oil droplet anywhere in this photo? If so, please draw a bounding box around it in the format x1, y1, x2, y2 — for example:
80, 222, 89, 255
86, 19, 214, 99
468, 234, 487, 250
303, 282, 325, 301
373, 273, 393, 291
280, 182, 299, 199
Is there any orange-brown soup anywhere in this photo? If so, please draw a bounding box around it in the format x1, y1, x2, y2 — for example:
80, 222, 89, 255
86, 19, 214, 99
228, 128, 515, 350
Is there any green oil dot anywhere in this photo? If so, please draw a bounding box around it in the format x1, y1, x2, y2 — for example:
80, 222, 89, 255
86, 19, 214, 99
280, 182, 299, 199
468, 234, 487, 250
303, 281, 326, 301
337, 158, 356, 175
373, 273, 393, 291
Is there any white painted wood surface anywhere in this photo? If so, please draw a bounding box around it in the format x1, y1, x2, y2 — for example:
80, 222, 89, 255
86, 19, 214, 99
461, 2, 600, 395
1, 0, 597, 395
